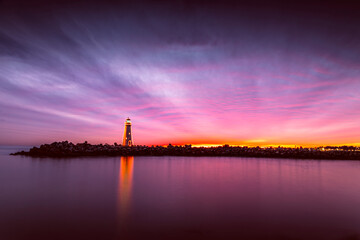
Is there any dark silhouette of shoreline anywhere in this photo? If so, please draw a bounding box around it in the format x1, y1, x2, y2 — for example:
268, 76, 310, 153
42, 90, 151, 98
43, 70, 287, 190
10, 141, 360, 160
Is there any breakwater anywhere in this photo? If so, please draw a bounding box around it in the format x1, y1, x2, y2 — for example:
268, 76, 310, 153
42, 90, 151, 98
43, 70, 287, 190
10, 141, 360, 160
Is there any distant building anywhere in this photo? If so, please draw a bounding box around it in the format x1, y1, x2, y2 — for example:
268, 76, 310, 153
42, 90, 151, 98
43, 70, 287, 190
122, 117, 133, 146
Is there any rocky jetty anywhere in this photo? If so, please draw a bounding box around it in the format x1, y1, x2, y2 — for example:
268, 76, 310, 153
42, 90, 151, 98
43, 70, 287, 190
10, 141, 360, 160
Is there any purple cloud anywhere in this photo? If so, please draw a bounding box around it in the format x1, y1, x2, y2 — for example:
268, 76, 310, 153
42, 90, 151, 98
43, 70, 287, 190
0, 1, 360, 146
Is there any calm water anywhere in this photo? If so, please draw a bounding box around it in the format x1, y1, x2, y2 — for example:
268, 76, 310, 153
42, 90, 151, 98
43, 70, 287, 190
1, 146, 360, 240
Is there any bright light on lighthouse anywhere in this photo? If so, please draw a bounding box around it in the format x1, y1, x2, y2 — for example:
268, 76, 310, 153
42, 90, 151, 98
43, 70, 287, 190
123, 117, 133, 146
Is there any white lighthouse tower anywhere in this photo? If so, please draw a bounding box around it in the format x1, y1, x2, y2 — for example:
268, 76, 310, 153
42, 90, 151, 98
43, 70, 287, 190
122, 118, 133, 146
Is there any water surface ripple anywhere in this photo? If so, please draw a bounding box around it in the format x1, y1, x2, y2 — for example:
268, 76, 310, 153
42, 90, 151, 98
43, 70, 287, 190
1, 146, 359, 240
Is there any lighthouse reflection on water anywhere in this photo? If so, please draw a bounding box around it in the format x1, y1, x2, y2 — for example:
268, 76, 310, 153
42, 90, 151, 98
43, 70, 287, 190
118, 156, 134, 232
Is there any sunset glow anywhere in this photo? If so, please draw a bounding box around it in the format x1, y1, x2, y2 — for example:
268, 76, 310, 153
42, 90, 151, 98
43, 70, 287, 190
0, 1, 359, 147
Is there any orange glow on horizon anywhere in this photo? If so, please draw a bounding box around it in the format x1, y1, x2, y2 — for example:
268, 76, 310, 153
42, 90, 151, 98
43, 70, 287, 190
155, 141, 360, 148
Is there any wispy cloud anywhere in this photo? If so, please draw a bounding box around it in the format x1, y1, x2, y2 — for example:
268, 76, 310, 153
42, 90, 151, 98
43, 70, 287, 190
0, 2, 359, 145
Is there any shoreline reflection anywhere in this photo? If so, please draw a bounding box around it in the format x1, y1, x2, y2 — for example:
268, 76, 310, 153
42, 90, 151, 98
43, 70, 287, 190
118, 156, 134, 230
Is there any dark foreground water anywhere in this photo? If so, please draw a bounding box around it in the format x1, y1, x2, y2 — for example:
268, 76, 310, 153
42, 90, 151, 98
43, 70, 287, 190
1, 146, 360, 240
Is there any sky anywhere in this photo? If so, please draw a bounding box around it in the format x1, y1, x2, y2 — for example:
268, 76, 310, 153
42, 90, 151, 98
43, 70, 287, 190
0, 0, 360, 146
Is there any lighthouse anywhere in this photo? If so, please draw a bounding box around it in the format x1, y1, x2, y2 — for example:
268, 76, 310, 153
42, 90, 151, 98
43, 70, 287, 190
122, 117, 133, 146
